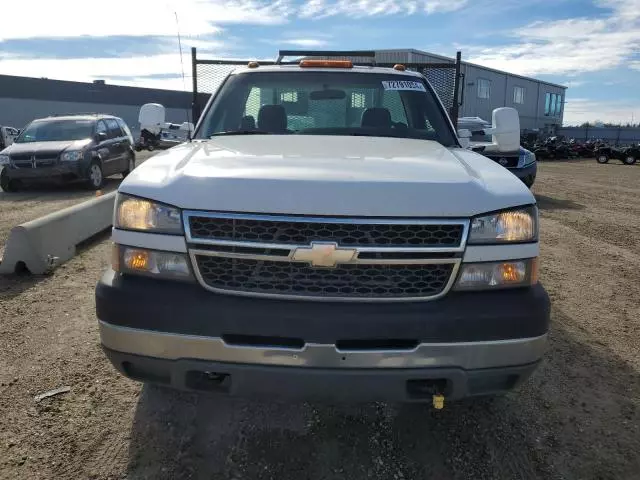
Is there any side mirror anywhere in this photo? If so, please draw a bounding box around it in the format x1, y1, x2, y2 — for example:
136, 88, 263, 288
486, 107, 520, 152
457, 128, 472, 149
96, 132, 108, 143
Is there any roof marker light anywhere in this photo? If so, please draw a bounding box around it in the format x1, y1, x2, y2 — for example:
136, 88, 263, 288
299, 60, 353, 68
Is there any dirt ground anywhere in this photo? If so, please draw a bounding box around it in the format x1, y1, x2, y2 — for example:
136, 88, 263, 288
0, 151, 156, 258
0, 158, 639, 480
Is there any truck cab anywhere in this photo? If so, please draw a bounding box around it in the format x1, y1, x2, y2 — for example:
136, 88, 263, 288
96, 55, 549, 405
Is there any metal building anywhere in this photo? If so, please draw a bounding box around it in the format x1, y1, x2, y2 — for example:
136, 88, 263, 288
0, 74, 200, 134
373, 49, 567, 131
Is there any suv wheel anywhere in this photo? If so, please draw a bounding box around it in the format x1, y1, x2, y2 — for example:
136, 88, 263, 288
87, 161, 104, 190
623, 156, 636, 165
596, 155, 609, 164
122, 154, 135, 178
0, 170, 21, 192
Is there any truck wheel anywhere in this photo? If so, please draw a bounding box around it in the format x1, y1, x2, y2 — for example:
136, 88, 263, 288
623, 156, 636, 165
596, 155, 609, 164
86, 161, 104, 190
122, 154, 136, 178
147, 144, 155, 152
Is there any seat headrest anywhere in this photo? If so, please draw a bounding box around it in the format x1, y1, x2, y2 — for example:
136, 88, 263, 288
258, 105, 287, 133
361, 108, 392, 128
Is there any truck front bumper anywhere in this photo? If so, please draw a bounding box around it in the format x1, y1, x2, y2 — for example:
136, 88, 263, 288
96, 269, 550, 401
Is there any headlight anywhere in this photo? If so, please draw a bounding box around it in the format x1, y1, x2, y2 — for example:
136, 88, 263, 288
468, 206, 537, 244
521, 149, 536, 166
61, 151, 84, 162
0, 154, 10, 165
112, 244, 193, 281
455, 258, 538, 291
115, 194, 182, 234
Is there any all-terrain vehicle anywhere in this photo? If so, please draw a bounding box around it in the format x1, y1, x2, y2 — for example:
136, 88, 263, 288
596, 144, 639, 165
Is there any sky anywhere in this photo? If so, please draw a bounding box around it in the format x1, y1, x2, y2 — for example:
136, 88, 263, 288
0, 0, 638, 126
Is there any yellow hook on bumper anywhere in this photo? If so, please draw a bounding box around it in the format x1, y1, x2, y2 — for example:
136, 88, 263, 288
433, 394, 445, 410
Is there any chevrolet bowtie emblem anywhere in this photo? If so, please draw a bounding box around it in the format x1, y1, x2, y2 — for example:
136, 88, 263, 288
292, 242, 356, 268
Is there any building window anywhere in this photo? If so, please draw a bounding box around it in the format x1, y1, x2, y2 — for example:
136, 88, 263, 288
477, 78, 491, 99
544, 92, 563, 116
513, 86, 525, 104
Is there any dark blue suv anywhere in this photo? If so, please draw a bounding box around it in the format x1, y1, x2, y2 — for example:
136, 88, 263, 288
0, 114, 136, 192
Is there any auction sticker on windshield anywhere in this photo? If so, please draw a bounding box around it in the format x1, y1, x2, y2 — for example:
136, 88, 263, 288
382, 81, 426, 92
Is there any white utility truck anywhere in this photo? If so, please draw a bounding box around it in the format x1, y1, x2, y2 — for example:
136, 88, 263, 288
96, 56, 549, 407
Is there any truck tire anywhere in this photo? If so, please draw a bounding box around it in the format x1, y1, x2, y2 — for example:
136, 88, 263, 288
596, 155, 609, 164
623, 156, 636, 165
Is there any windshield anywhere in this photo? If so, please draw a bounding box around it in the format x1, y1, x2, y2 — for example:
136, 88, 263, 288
15, 119, 95, 143
197, 71, 457, 146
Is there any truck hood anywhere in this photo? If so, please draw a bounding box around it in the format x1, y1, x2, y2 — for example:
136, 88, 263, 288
4, 139, 91, 155
121, 135, 535, 217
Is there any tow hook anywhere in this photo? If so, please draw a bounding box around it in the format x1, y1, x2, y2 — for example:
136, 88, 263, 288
432, 394, 445, 410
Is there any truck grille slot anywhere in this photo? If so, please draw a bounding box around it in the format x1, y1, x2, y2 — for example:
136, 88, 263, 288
195, 256, 454, 299
222, 334, 305, 349
189, 216, 464, 247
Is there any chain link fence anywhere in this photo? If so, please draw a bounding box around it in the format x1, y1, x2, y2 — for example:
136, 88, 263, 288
191, 49, 462, 127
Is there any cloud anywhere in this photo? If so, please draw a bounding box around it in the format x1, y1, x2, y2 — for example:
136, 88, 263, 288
0, 54, 192, 90
298, 0, 468, 18
0, 0, 295, 41
467, 0, 640, 76
563, 97, 640, 125
280, 38, 330, 47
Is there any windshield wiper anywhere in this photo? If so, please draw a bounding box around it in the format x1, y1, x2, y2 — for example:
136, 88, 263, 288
210, 130, 271, 137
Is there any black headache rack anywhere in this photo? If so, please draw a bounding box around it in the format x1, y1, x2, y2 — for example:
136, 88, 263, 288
191, 48, 463, 127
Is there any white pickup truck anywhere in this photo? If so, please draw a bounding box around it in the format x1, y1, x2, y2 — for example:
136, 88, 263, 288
96, 58, 549, 406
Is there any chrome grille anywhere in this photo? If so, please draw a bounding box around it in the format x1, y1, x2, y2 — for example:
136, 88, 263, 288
188, 214, 464, 247
185, 212, 468, 302
195, 256, 455, 299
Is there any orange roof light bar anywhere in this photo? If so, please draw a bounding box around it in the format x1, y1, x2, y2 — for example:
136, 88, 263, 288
299, 59, 353, 68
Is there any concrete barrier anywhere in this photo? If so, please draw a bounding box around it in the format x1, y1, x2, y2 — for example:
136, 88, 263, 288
0, 191, 116, 274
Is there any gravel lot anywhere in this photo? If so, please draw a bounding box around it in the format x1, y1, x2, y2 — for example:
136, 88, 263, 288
1, 159, 639, 480
0, 151, 156, 258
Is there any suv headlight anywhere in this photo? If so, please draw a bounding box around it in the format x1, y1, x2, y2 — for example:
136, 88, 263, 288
0, 154, 10, 165
455, 258, 538, 290
468, 206, 537, 244
114, 193, 182, 234
521, 149, 536, 166
60, 150, 84, 162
